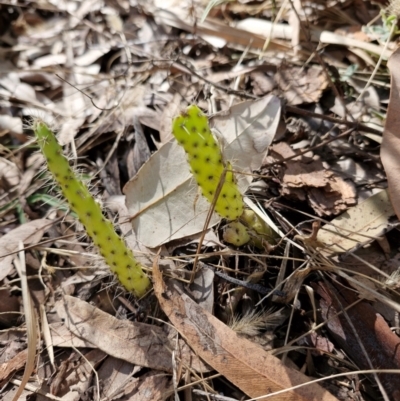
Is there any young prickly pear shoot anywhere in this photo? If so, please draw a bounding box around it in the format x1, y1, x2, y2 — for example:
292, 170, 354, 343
223, 221, 250, 246
173, 105, 277, 249
172, 105, 244, 221
33, 120, 150, 297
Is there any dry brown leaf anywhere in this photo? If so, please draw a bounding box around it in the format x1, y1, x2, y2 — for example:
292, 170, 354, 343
18, 153, 45, 197
124, 372, 172, 401
55, 295, 208, 373
0, 219, 51, 282
50, 321, 95, 348
189, 265, 215, 314
208, 65, 262, 84
152, 262, 339, 401
0, 115, 23, 136
0, 349, 28, 383
317, 190, 395, 254
271, 142, 356, 216
297, 332, 334, 357
250, 71, 276, 96
58, 77, 87, 145
103, 371, 170, 401
381, 47, 400, 220
55, 295, 172, 371
0, 71, 38, 104
74, 45, 110, 66
97, 357, 137, 399
0, 157, 20, 189
315, 281, 400, 401
308, 176, 356, 217
0, 289, 19, 328
276, 265, 312, 304
50, 349, 106, 397
275, 66, 329, 105
159, 92, 185, 144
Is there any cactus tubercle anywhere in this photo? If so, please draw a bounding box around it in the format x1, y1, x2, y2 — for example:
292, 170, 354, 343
33, 120, 150, 297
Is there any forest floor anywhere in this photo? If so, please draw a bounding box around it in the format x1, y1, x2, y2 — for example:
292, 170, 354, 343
1, 0, 400, 400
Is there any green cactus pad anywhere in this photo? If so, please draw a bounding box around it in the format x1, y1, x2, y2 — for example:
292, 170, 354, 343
223, 221, 250, 246
240, 209, 275, 239
33, 120, 150, 297
239, 209, 277, 248
172, 105, 244, 220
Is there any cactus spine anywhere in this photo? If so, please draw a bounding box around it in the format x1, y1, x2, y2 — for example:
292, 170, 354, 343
172, 105, 244, 220
33, 120, 150, 297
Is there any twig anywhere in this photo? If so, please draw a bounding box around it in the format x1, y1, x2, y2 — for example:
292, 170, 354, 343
285, 106, 382, 135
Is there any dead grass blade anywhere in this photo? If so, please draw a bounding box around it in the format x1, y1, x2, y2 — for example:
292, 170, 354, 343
12, 242, 38, 401
40, 304, 54, 368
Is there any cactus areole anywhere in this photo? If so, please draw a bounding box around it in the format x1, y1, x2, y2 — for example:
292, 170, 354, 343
33, 120, 150, 297
172, 105, 244, 220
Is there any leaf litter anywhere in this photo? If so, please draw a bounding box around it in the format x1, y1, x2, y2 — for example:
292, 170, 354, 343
1, 0, 400, 400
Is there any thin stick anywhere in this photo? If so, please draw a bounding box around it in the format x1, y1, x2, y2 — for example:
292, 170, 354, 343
190, 166, 228, 284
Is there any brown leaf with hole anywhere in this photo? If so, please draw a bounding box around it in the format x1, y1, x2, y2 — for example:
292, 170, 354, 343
382, 47, 400, 220
152, 261, 340, 401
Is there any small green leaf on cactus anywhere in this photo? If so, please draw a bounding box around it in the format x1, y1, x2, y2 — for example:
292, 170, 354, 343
172, 105, 244, 221
33, 120, 150, 297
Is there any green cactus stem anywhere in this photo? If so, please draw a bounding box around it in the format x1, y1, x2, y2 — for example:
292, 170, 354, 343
173, 105, 277, 249
172, 105, 244, 220
33, 120, 150, 297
